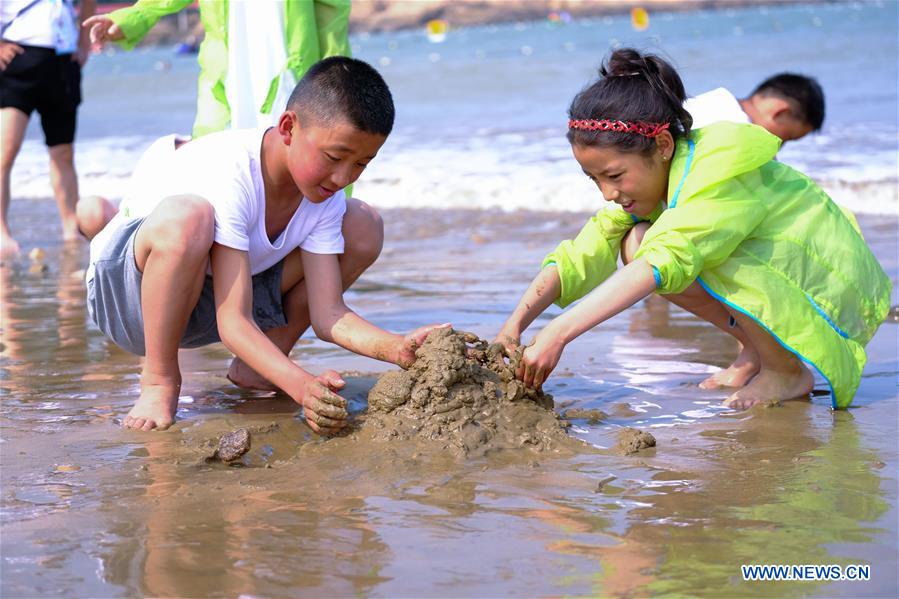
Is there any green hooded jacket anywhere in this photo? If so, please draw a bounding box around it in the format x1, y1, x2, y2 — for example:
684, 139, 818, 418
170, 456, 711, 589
108, 0, 351, 138
544, 121, 891, 409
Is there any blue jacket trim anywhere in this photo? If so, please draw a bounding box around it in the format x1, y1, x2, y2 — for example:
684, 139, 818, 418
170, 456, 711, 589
805, 293, 850, 339
696, 276, 836, 409
669, 139, 695, 209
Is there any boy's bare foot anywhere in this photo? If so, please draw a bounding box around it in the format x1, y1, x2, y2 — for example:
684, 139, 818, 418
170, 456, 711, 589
0, 234, 20, 260
724, 359, 814, 410
124, 381, 180, 431
699, 344, 760, 389
227, 357, 279, 391
62, 223, 80, 242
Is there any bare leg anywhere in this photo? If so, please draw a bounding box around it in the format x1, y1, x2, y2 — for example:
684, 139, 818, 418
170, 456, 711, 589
723, 309, 813, 409
621, 224, 760, 389
227, 198, 384, 389
665, 283, 761, 389
125, 196, 214, 430
47, 143, 80, 241
0, 108, 29, 258
76, 195, 119, 241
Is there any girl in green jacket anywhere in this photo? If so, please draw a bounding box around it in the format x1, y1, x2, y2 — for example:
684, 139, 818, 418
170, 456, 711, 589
496, 48, 890, 410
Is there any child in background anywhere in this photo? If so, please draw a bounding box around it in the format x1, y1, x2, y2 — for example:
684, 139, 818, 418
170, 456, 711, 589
686, 73, 825, 142
496, 48, 890, 410
83, 0, 351, 138
78, 57, 443, 432
0, 0, 96, 257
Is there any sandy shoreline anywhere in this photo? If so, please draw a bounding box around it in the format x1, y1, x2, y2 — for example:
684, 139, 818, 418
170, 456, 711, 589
1, 198, 897, 596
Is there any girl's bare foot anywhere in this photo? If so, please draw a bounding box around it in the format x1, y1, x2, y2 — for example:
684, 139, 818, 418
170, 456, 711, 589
700, 343, 761, 389
227, 357, 279, 391
124, 379, 180, 431
724, 357, 814, 410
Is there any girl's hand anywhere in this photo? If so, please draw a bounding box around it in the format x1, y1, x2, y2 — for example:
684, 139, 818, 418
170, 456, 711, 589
517, 332, 566, 389
395, 323, 450, 368
82, 15, 124, 47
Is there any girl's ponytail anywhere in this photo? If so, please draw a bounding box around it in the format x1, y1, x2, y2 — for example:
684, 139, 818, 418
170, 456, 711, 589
568, 48, 692, 153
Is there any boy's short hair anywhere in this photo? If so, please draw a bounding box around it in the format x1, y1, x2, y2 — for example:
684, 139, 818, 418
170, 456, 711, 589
751, 73, 825, 131
287, 56, 395, 136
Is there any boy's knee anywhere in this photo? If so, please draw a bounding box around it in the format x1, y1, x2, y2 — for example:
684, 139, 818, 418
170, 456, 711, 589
343, 198, 384, 263
76, 195, 116, 241
146, 195, 215, 253
0, 146, 17, 171
621, 222, 651, 264
48, 144, 75, 164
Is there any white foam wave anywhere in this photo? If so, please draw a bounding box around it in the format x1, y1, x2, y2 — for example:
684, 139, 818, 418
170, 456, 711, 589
11, 136, 157, 203
11, 130, 897, 217
817, 179, 899, 217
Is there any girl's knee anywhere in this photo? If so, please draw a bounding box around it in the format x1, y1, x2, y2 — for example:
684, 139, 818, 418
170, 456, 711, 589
343, 198, 384, 263
621, 222, 650, 264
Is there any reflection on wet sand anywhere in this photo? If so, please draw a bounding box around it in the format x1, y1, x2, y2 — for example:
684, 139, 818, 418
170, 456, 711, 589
84, 419, 393, 596
550, 404, 891, 597
1, 202, 896, 596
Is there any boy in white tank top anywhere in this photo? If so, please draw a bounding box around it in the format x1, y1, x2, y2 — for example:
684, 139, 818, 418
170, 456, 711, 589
79, 57, 445, 433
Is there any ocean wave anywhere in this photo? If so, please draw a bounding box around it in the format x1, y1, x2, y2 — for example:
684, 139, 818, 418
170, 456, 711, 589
11, 131, 898, 216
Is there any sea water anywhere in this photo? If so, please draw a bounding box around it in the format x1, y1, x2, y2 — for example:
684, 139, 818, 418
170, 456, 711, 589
12, 1, 898, 217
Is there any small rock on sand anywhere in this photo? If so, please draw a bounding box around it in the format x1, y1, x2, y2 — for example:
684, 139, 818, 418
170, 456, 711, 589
213, 428, 251, 462
616, 427, 656, 455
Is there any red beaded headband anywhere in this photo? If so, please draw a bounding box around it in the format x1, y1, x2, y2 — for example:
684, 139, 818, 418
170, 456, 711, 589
568, 119, 670, 138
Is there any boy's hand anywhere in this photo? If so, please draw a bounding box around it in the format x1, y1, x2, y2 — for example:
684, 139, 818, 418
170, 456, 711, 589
0, 42, 24, 71
395, 323, 450, 369
83, 15, 124, 47
516, 332, 566, 390
298, 370, 348, 434
493, 326, 521, 357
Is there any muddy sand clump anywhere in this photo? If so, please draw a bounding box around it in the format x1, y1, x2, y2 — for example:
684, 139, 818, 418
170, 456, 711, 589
361, 328, 580, 457
561, 408, 608, 424
616, 427, 656, 455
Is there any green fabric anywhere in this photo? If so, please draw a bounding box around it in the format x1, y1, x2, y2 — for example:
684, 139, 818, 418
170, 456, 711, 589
542, 204, 663, 301
107, 0, 194, 52
109, 0, 351, 138
545, 122, 892, 409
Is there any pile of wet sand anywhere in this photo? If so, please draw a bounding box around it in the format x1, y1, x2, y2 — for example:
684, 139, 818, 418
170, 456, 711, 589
204, 329, 659, 463
359, 328, 580, 457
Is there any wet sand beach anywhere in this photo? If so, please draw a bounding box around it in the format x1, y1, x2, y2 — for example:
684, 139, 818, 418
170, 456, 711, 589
1, 198, 896, 597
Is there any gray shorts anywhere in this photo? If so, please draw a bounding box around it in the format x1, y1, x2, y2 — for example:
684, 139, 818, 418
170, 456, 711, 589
87, 218, 288, 356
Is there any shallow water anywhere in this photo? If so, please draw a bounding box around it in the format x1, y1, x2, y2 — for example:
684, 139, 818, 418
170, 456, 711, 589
1, 199, 896, 597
